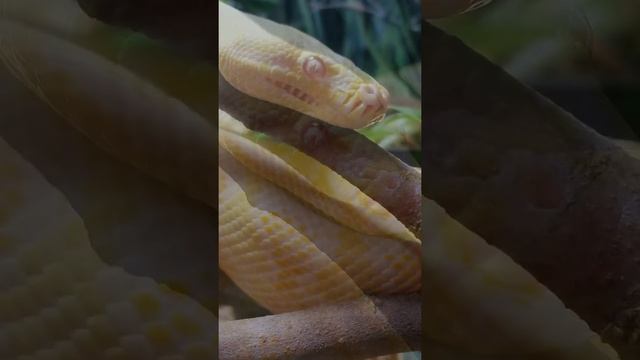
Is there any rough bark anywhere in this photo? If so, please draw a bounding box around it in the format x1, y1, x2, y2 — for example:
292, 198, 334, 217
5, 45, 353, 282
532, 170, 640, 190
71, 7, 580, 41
219, 295, 421, 360
423, 21, 640, 358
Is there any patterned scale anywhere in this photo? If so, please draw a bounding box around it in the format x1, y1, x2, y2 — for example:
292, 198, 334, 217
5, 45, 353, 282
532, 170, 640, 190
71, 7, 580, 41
0, 136, 217, 359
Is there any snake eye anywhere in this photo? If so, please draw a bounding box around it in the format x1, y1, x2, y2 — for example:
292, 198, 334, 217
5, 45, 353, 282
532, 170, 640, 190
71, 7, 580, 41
302, 56, 326, 79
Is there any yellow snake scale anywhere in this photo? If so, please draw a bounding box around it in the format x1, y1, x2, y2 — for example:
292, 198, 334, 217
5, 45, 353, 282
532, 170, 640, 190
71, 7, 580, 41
0, 0, 627, 358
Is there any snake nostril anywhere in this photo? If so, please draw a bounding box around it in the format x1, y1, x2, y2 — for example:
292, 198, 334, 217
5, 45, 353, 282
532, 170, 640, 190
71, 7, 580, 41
363, 84, 376, 94
358, 84, 382, 107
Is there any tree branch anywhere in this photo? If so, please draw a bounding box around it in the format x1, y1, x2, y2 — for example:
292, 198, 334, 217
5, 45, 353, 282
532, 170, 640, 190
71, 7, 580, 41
219, 294, 421, 360
423, 21, 640, 359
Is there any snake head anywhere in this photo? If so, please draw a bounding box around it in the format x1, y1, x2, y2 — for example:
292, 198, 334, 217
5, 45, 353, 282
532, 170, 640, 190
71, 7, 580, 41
299, 50, 390, 129
219, 8, 390, 129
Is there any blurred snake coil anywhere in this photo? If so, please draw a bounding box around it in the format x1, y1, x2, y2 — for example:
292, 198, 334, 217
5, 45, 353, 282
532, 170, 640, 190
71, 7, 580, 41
0, 0, 629, 359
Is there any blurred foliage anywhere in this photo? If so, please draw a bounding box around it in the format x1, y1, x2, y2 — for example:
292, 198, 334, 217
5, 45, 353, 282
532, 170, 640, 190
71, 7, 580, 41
360, 105, 420, 147
360, 106, 422, 166
434, 0, 639, 81
434, 0, 640, 138
224, 0, 422, 152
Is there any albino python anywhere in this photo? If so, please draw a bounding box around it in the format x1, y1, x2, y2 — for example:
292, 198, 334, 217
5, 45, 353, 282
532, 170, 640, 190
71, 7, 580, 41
0, 0, 627, 358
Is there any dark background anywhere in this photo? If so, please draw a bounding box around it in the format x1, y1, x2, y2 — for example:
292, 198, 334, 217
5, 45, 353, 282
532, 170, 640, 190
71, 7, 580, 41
434, 0, 640, 140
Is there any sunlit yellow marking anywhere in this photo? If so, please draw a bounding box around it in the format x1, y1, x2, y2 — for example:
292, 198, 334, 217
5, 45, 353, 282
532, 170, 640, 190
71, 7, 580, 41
274, 278, 298, 291
314, 267, 338, 282
263, 225, 275, 235
248, 135, 344, 195
287, 266, 308, 276
274, 250, 302, 268
221, 128, 419, 243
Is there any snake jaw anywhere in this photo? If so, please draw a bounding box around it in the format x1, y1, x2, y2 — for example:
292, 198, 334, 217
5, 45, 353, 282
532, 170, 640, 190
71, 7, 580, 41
351, 83, 389, 120
258, 64, 388, 128
265, 76, 318, 106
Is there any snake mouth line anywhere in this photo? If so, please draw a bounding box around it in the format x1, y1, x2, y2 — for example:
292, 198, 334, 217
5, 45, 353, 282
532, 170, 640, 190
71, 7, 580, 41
264, 77, 384, 123
343, 96, 383, 119
265, 77, 319, 106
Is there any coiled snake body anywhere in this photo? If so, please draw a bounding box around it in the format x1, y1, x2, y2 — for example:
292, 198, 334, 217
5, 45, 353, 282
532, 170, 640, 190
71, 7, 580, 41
0, 0, 627, 359
0, 0, 419, 358
218, 0, 421, 315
